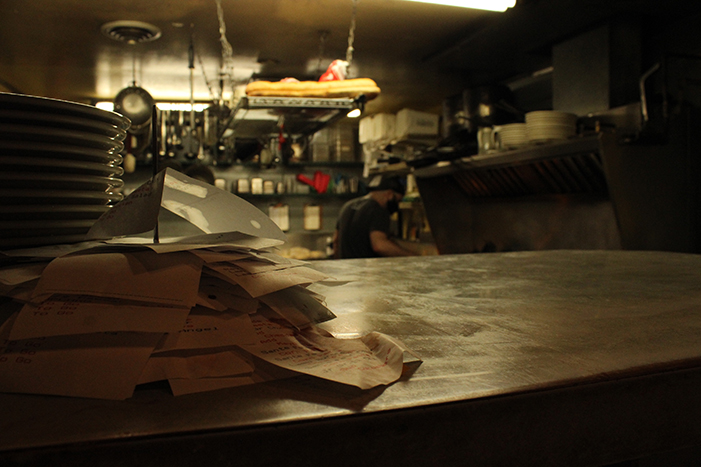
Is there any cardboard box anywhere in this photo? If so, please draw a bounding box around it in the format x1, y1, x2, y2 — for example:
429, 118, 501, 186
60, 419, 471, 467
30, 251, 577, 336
359, 115, 374, 143
395, 108, 439, 140
359, 113, 396, 143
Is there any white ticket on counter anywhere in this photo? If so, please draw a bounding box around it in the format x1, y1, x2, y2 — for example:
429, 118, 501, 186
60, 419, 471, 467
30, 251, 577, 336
0, 313, 162, 400
205, 263, 328, 298
242, 312, 407, 390
10, 295, 191, 340
153, 306, 258, 353
30, 250, 202, 307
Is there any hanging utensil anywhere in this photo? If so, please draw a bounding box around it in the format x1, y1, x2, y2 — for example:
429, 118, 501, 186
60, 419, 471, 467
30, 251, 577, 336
114, 51, 154, 134
186, 27, 200, 158
114, 85, 154, 134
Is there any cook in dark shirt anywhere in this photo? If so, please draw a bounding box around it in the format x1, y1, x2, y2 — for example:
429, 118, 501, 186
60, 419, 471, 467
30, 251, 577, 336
333, 175, 417, 259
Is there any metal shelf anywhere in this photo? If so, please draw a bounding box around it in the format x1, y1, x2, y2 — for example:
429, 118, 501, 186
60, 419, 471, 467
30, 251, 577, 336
244, 96, 358, 111
237, 192, 359, 200
285, 161, 363, 168
224, 95, 365, 140
413, 134, 607, 197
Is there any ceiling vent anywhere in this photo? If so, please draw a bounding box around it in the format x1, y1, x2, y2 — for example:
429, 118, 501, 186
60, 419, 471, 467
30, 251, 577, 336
101, 21, 162, 45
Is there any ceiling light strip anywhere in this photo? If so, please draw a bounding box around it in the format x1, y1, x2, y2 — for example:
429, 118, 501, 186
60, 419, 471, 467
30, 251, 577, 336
400, 0, 516, 12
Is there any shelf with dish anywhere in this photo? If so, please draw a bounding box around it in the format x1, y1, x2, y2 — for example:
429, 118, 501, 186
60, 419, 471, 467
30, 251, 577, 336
411, 134, 608, 197
235, 192, 361, 200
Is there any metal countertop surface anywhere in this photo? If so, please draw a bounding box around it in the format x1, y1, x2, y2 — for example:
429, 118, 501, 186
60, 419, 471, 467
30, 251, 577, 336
1, 249, 701, 454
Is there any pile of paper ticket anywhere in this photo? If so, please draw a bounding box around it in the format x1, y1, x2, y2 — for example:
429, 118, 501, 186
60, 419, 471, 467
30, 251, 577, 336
0, 169, 417, 400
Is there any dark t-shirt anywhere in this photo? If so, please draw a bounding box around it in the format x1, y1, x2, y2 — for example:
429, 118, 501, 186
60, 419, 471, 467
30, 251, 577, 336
336, 196, 390, 259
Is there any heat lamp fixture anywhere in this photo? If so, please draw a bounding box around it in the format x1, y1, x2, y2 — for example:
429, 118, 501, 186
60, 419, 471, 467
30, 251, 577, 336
400, 0, 516, 11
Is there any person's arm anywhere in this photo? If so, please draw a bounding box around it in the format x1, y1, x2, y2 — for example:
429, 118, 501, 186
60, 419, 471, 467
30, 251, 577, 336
332, 229, 340, 259
370, 230, 418, 257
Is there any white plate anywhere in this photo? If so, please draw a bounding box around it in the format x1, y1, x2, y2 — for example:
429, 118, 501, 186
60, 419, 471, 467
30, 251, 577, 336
0, 156, 123, 177
0, 233, 90, 250
528, 136, 574, 143
526, 115, 576, 122
0, 92, 130, 130
526, 121, 576, 128
0, 189, 123, 205
526, 110, 577, 119
0, 110, 127, 140
0, 141, 123, 164
0, 124, 124, 152
0, 204, 110, 220
0, 173, 123, 191
528, 129, 575, 137
0, 219, 97, 232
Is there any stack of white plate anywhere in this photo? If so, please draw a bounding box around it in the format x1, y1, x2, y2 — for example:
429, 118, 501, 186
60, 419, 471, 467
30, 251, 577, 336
0, 92, 130, 249
526, 110, 577, 143
495, 123, 528, 150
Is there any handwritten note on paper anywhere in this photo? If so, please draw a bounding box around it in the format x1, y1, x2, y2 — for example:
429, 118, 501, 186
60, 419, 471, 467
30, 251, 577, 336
138, 348, 254, 385
268, 204, 290, 232
235, 249, 296, 265
153, 306, 258, 353
0, 261, 48, 287
187, 249, 250, 263
232, 257, 307, 274
167, 376, 258, 396
198, 275, 259, 314
31, 250, 202, 307
0, 279, 38, 303
0, 313, 162, 400
206, 263, 328, 298
242, 313, 406, 389
165, 350, 300, 396
259, 285, 336, 328
9, 295, 191, 340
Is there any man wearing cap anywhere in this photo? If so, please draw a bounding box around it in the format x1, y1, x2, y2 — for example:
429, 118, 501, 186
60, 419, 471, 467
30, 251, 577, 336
333, 175, 418, 259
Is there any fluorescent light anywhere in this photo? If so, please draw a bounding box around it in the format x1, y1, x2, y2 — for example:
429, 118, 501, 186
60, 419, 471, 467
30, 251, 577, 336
400, 0, 516, 12
95, 102, 115, 111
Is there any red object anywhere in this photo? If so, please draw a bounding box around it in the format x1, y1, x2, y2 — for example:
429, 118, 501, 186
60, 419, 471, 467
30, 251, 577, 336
296, 171, 331, 194
296, 173, 315, 188
313, 171, 330, 194
318, 60, 349, 82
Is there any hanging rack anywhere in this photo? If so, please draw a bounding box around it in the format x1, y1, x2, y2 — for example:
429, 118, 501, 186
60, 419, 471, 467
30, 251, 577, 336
211, 0, 366, 143
346, 0, 360, 74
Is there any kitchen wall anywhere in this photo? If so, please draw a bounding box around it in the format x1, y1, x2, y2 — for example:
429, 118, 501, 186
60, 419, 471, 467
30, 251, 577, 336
416, 10, 701, 255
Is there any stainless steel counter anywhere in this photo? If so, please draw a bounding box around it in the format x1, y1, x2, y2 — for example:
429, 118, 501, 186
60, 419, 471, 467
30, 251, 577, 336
2, 250, 701, 466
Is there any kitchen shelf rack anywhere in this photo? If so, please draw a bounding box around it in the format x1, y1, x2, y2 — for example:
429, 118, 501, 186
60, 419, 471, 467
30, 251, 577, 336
223, 95, 366, 139
413, 134, 607, 197
285, 161, 363, 168
237, 192, 359, 199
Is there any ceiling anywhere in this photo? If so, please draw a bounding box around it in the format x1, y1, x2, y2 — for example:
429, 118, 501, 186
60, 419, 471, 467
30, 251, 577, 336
1, 0, 700, 116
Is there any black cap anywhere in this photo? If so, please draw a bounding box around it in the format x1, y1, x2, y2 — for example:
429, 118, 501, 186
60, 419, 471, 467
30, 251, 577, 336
367, 175, 406, 196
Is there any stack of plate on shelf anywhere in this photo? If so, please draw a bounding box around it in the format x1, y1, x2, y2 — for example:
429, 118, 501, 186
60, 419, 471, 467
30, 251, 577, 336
495, 123, 528, 150
0, 93, 130, 250
525, 110, 578, 143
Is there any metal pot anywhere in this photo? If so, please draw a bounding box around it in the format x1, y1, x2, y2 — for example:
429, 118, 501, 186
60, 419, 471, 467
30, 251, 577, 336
114, 86, 154, 134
